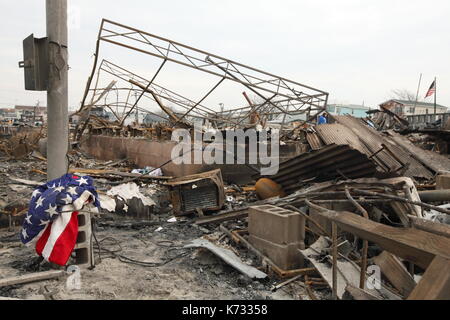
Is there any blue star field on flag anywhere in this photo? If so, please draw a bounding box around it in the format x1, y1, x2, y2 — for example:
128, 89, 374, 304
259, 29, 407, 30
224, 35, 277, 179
20, 174, 100, 245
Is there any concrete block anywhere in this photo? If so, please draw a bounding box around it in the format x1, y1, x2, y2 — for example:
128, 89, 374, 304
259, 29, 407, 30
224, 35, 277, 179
249, 235, 305, 270
249, 205, 305, 245
437, 175, 450, 190
74, 210, 94, 267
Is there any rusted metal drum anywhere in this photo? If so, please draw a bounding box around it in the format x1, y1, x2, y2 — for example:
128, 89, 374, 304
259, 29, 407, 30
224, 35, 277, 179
255, 178, 286, 200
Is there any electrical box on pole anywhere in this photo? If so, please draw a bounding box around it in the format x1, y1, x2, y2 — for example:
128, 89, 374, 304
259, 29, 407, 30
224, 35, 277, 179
18, 34, 49, 91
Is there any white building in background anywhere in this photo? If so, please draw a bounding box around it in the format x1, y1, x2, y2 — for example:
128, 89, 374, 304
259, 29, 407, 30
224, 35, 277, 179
380, 99, 448, 116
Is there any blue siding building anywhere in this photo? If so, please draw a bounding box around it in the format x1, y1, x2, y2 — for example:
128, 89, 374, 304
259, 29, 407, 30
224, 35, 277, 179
327, 104, 371, 118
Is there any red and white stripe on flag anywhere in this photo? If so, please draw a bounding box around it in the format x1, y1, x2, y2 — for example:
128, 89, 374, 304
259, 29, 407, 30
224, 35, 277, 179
36, 211, 79, 266
425, 81, 436, 98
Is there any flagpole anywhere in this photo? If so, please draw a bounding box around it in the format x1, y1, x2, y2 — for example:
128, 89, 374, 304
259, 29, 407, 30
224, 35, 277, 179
434, 77, 437, 116
414, 73, 422, 114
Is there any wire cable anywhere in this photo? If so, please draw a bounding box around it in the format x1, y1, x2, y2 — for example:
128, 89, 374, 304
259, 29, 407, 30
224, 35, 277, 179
91, 222, 191, 268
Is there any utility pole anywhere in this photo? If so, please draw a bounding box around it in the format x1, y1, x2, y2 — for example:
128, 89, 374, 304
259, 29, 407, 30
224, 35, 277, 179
46, 0, 69, 180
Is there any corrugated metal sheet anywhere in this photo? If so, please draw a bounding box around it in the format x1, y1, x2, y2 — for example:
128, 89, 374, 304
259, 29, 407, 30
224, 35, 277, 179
316, 116, 434, 180
315, 123, 372, 154
269, 144, 377, 194
334, 116, 404, 171
384, 131, 450, 173
306, 132, 324, 150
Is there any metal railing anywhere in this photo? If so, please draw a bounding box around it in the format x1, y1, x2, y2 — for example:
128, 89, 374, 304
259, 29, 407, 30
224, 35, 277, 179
407, 113, 450, 130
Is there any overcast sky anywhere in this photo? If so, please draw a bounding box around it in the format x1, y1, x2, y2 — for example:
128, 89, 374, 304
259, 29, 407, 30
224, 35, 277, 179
1, 0, 449, 111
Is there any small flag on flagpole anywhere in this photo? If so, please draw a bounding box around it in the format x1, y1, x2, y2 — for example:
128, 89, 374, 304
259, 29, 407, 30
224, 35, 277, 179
425, 80, 436, 98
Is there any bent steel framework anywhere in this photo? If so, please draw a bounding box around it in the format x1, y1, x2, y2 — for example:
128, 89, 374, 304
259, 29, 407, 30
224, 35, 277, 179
80, 19, 329, 130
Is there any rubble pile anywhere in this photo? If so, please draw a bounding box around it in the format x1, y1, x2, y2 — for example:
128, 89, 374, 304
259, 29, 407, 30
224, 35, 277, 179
1, 20, 449, 301
3, 110, 448, 300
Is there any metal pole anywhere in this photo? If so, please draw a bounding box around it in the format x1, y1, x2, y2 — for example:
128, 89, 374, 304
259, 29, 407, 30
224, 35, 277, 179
332, 222, 338, 300
434, 77, 437, 117
344, 187, 369, 289
46, 0, 69, 181
414, 73, 422, 115
134, 91, 139, 125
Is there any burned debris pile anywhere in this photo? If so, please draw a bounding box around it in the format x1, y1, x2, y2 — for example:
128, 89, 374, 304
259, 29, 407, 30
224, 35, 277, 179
1, 19, 449, 301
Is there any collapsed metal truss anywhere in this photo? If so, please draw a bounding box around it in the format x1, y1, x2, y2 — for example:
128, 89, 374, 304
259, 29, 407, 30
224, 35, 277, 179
80, 19, 329, 130
87, 60, 244, 127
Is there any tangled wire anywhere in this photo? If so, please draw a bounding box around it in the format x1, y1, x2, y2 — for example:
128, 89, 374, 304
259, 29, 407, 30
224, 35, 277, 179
91, 219, 192, 268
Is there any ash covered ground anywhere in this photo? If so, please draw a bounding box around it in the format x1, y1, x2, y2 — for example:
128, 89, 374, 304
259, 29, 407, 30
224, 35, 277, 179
0, 215, 310, 300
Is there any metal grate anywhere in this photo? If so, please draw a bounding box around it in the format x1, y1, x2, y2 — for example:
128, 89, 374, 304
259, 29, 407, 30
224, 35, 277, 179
181, 184, 218, 213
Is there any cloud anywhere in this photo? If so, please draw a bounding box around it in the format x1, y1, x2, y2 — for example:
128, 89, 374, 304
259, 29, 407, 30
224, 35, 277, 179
1, 0, 449, 110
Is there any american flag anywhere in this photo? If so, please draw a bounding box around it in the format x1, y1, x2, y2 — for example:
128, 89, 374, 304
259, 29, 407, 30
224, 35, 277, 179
425, 80, 436, 98
20, 174, 100, 266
